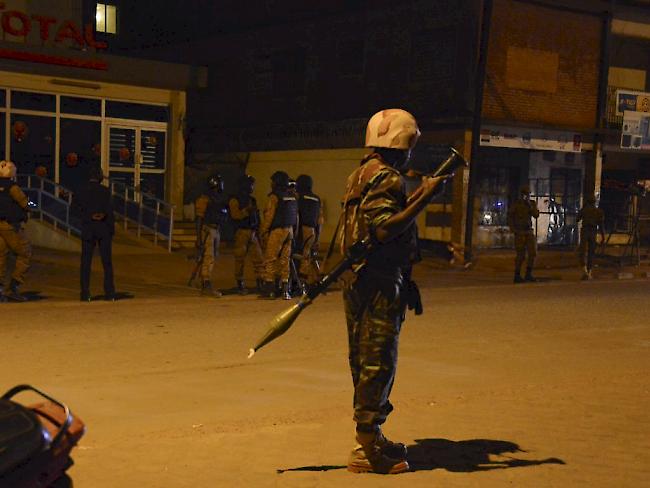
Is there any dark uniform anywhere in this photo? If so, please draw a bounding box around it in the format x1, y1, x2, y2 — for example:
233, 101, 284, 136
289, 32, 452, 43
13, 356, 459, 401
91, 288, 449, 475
577, 196, 605, 279
74, 167, 116, 301
296, 175, 324, 284
0, 172, 32, 302
195, 175, 228, 297
260, 171, 298, 299
508, 187, 539, 283
228, 175, 264, 294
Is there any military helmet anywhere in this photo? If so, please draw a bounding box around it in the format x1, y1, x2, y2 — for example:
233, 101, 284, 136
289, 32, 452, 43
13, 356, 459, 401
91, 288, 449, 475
271, 170, 289, 187
296, 174, 312, 193
208, 174, 224, 189
88, 164, 104, 182
0, 160, 17, 179
365, 109, 421, 150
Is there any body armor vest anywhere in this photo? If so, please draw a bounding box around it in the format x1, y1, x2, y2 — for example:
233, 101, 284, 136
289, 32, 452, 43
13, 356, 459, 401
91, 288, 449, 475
580, 206, 604, 230
509, 199, 535, 232
0, 180, 26, 224
270, 190, 298, 229
204, 195, 228, 226
298, 192, 321, 228
231, 194, 260, 229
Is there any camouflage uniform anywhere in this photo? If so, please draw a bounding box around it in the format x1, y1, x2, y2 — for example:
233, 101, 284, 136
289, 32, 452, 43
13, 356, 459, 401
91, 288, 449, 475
297, 192, 324, 283
260, 191, 297, 284
229, 194, 264, 283
194, 193, 226, 283
508, 196, 539, 281
0, 180, 32, 294
577, 201, 605, 277
341, 155, 418, 429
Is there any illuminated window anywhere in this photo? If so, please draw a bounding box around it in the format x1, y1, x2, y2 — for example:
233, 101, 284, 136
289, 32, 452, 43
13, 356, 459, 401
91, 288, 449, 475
96, 3, 117, 34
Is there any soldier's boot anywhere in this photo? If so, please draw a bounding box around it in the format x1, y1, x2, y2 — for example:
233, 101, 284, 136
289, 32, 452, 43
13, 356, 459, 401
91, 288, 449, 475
524, 267, 537, 282
376, 430, 408, 460
298, 274, 309, 295
256, 278, 264, 293
257, 281, 276, 299
6, 279, 28, 302
281, 281, 292, 300
513, 271, 524, 284
236, 280, 248, 295
347, 431, 409, 474
201, 280, 222, 298
587, 268, 593, 280
581, 266, 590, 281
80, 291, 92, 302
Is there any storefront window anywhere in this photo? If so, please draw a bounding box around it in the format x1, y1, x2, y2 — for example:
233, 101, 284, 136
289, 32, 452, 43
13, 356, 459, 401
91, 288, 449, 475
96, 3, 118, 34
0, 114, 5, 158
61, 96, 102, 116
140, 130, 166, 170
10, 114, 56, 179
59, 119, 102, 192
11, 91, 56, 112
478, 167, 512, 226
0, 90, 6, 108
106, 101, 168, 122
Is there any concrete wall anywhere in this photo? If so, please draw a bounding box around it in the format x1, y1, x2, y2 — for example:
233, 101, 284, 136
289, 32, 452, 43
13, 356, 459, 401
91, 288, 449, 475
25, 219, 80, 252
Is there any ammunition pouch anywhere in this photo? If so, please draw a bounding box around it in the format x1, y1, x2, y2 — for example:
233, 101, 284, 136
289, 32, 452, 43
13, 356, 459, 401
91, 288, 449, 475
405, 279, 423, 316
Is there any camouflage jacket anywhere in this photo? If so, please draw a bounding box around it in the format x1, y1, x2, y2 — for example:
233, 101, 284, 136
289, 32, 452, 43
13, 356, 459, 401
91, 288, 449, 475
508, 198, 539, 233
578, 205, 604, 230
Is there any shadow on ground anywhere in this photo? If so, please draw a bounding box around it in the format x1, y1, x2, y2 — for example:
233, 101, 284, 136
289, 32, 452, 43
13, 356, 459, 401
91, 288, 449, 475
277, 438, 565, 474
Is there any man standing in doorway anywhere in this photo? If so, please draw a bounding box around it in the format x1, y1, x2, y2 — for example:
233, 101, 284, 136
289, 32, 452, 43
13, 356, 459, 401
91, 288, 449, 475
0, 160, 32, 302
577, 194, 605, 280
195, 174, 228, 298
228, 174, 264, 294
75, 165, 116, 302
508, 185, 540, 283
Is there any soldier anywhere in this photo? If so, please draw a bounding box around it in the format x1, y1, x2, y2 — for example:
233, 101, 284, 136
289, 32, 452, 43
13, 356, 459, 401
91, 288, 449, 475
0, 160, 32, 302
508, 185, 540, 283
228, 174, 264, 295
195, 174, 228, 298
259, 171, 298, 300
295, 174, 324, 285
577, 194, 605, 280
341, 109, 448, 474
75, 165, 116, 302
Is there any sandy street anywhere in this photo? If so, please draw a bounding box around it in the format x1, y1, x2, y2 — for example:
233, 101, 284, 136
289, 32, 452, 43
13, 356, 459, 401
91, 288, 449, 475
1, 254, 649, 487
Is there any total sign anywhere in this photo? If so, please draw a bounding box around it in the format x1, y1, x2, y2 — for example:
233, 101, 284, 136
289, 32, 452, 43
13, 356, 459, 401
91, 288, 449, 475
0, 2, 107, 50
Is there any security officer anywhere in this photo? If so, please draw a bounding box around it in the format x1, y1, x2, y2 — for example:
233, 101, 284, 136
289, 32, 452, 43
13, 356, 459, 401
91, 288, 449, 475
508, 185, 540, 283
259, 170, 298, 299
228, 174, 264, 294
577, 194, 605, 280
74, 165, 116, 302
0, 160, 32, 302
295, 174, 323, 285
195, 174, 228, 298
341, 109, 448, 474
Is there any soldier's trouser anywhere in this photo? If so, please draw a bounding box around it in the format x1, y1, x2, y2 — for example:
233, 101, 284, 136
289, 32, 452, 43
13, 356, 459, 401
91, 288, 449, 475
0, 226, 32, 285
262, 227, 292, 282
579, 229, 597, 270
80, 230, 115, 296
343, 269, 404, 428
298, 225, 318, 282
514, 232, 537, 272
200, 227, 220, 281
233, 228, 264, 280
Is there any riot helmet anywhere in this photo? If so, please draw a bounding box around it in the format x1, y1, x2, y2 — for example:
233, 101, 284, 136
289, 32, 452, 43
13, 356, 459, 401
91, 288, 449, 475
0, 160, 17, 179
208, 174, 224, 193
296, 174, 313, 194
271, 170, 289, 190
238, 174, 255, 194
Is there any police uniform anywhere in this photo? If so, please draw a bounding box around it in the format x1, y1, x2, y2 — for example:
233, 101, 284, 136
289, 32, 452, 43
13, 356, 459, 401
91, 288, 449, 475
195, 192, 227, 286
296, 190, 323, 283
0, 177, 32, 300
259, 188, 297, 294
229, 192, 264, 289
577, 199, 605, 279
74, 174, 115, 301
508, 192, 539, 282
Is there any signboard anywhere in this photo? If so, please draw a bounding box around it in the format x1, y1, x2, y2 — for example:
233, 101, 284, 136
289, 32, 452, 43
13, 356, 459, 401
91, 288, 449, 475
479, 125, 582, 152
621, 110, 650, 150
616, 90, 650, 116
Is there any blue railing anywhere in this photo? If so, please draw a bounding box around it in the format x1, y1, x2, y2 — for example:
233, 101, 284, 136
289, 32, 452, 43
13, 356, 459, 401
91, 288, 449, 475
108, 179, 175, 252
17, 174, 81, 237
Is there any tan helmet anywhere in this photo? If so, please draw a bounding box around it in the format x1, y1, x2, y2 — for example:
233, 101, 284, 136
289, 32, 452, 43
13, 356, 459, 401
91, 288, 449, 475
365, 109, 421, 150
0, 160, 17, 179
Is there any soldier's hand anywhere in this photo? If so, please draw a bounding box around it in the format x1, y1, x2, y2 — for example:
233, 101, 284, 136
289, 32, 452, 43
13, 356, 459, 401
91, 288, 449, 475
421, 175, 450, 200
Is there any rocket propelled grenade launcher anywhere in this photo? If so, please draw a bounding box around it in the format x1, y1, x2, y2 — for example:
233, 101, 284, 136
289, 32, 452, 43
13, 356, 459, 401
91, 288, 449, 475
247, 147, 468, 358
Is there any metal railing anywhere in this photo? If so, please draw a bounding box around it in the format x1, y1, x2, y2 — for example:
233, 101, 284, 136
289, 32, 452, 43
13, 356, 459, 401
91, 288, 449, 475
108, 179, 175, 252
17, 174, 81, 237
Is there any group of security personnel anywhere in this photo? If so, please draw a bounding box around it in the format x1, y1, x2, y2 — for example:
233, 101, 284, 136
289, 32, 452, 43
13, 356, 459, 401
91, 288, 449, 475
508, 185, 606, 283
193, 170, 322, 300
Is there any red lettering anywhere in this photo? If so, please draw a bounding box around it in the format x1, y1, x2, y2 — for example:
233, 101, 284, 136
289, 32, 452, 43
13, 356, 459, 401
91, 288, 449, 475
2, 10, 30, 37
84, 23, 107, 50
31, 15, 56, 42
55, 20, 84, 47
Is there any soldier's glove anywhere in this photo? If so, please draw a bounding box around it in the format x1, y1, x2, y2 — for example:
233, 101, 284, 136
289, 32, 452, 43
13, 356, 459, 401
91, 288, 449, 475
405, 280, 423, 316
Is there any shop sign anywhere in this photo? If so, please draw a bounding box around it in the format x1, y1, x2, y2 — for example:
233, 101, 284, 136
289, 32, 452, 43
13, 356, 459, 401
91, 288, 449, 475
479, 125, 582, 153
620, 110, 650, 150
616, 90, 650, 116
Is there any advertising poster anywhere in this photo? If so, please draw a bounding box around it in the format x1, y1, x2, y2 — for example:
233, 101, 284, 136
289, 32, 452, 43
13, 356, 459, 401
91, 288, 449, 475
479, 126, 582, 152
621, 110, 650, 150
616, 90, 650, 116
